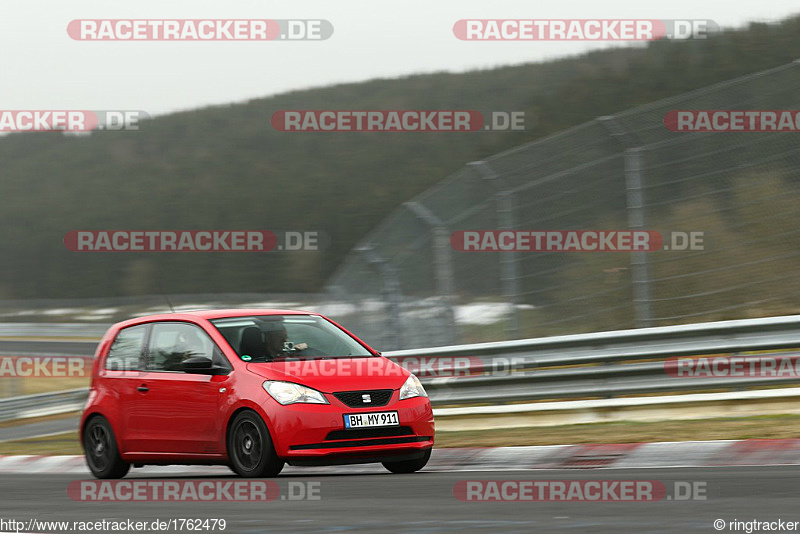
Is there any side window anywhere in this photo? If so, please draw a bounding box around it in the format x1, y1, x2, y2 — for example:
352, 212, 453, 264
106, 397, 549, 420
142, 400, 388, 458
104, 325, 147, 371
146, 323, 220, 372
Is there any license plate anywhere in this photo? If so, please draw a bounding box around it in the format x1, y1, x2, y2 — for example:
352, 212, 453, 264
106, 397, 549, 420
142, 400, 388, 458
344, 411, 399, 429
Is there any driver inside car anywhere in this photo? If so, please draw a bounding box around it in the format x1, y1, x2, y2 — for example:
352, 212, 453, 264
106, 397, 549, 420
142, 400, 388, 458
263, 321, 308, 358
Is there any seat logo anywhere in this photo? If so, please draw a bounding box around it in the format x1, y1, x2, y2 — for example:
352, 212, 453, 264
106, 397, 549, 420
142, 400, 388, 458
362, 394, 372, 403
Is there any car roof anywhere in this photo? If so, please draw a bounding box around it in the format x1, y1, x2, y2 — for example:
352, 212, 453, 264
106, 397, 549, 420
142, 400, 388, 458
112, 309, 318, 330
180, 308, 316, 319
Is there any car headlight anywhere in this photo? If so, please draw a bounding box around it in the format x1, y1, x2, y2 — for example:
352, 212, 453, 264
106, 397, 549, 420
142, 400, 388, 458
399, 374, 428, 400
263, 381, 329, 405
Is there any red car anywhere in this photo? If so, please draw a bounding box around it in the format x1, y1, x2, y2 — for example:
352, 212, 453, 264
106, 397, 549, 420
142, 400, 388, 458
80, 309, 434, 479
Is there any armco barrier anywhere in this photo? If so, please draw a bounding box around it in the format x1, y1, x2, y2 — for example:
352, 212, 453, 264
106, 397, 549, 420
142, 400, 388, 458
388, 315, 800, 405
0, 388, 89, 422
2, 315, 800, 420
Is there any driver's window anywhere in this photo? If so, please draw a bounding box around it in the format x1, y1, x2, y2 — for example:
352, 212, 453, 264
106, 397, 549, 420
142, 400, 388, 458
147, 323, 215, 372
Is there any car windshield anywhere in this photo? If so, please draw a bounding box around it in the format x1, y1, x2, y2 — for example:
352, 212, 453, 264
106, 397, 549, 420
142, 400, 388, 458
210, 314, 373, 361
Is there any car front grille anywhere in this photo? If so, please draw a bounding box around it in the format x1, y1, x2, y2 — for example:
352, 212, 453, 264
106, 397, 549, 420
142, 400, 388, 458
333, 389, 393, 407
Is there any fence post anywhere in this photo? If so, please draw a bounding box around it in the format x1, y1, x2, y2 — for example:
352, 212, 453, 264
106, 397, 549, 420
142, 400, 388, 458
624, 147, 653, 327
2, 376, 22, 398
404, 201, 457, 346
356, 246, 404, 350
599, 116, 653, 328
468, 161, 521, 338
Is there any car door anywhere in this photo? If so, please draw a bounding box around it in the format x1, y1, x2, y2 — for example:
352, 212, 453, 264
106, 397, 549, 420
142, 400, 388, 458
127, 321, 230, 455
102, 324, 149, 454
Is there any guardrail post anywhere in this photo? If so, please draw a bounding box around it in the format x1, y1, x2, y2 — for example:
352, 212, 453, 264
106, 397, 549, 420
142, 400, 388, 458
404, 201, 458, 346
468, 161, 521, 338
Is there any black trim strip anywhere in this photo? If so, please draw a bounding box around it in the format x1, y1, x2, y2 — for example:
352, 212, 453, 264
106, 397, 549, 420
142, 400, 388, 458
289, 436, 431, 451
325, 426, 413, 441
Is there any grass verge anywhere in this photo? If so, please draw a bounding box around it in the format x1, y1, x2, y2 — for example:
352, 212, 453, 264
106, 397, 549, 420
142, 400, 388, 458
435, 414, 800, 447
0, 431, 82, 455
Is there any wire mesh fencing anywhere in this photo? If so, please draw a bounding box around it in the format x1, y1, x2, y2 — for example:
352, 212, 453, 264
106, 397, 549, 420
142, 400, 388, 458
325, 61, 800, 350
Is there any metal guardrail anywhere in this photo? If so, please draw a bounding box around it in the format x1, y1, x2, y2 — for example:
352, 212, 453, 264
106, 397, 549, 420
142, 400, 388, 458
0, 388, 88, 422
3, 315, 800, 420
0, 323, 109, 338
384, 314, 800, 405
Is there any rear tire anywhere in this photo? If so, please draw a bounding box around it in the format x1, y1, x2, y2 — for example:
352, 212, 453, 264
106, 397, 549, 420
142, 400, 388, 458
227, 411, 284, 478
382, 448, 431, 474
83, 416, 130, 479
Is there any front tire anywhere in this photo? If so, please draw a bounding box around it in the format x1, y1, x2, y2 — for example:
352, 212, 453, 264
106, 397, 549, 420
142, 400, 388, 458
227, 411, 284, 478
83, 416, 130, 479
382, 448, 431, 474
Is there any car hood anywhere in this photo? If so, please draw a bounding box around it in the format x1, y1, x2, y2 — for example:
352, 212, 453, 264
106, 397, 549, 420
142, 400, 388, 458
246, 356, 409, 392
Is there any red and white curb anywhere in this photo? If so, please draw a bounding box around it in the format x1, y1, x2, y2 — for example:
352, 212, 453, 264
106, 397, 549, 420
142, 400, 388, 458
3, 439, 800, 475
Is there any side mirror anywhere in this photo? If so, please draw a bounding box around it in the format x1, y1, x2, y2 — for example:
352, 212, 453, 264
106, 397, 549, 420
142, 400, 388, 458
182, 356, 213, 372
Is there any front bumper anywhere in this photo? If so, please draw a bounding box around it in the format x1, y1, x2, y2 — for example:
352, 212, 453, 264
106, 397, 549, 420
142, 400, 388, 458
267, 391, 434, 463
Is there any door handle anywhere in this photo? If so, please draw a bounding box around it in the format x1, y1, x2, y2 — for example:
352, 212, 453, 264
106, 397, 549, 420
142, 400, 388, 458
137, 385, 149, 393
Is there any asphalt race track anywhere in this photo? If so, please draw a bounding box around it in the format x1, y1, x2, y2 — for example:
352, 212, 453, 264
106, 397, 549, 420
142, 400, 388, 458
0, 466, 795, 533
2, 339, 797, 532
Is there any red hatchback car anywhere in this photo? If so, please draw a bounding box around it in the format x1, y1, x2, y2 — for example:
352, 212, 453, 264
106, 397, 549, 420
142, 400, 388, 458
80, 309, 435, 479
